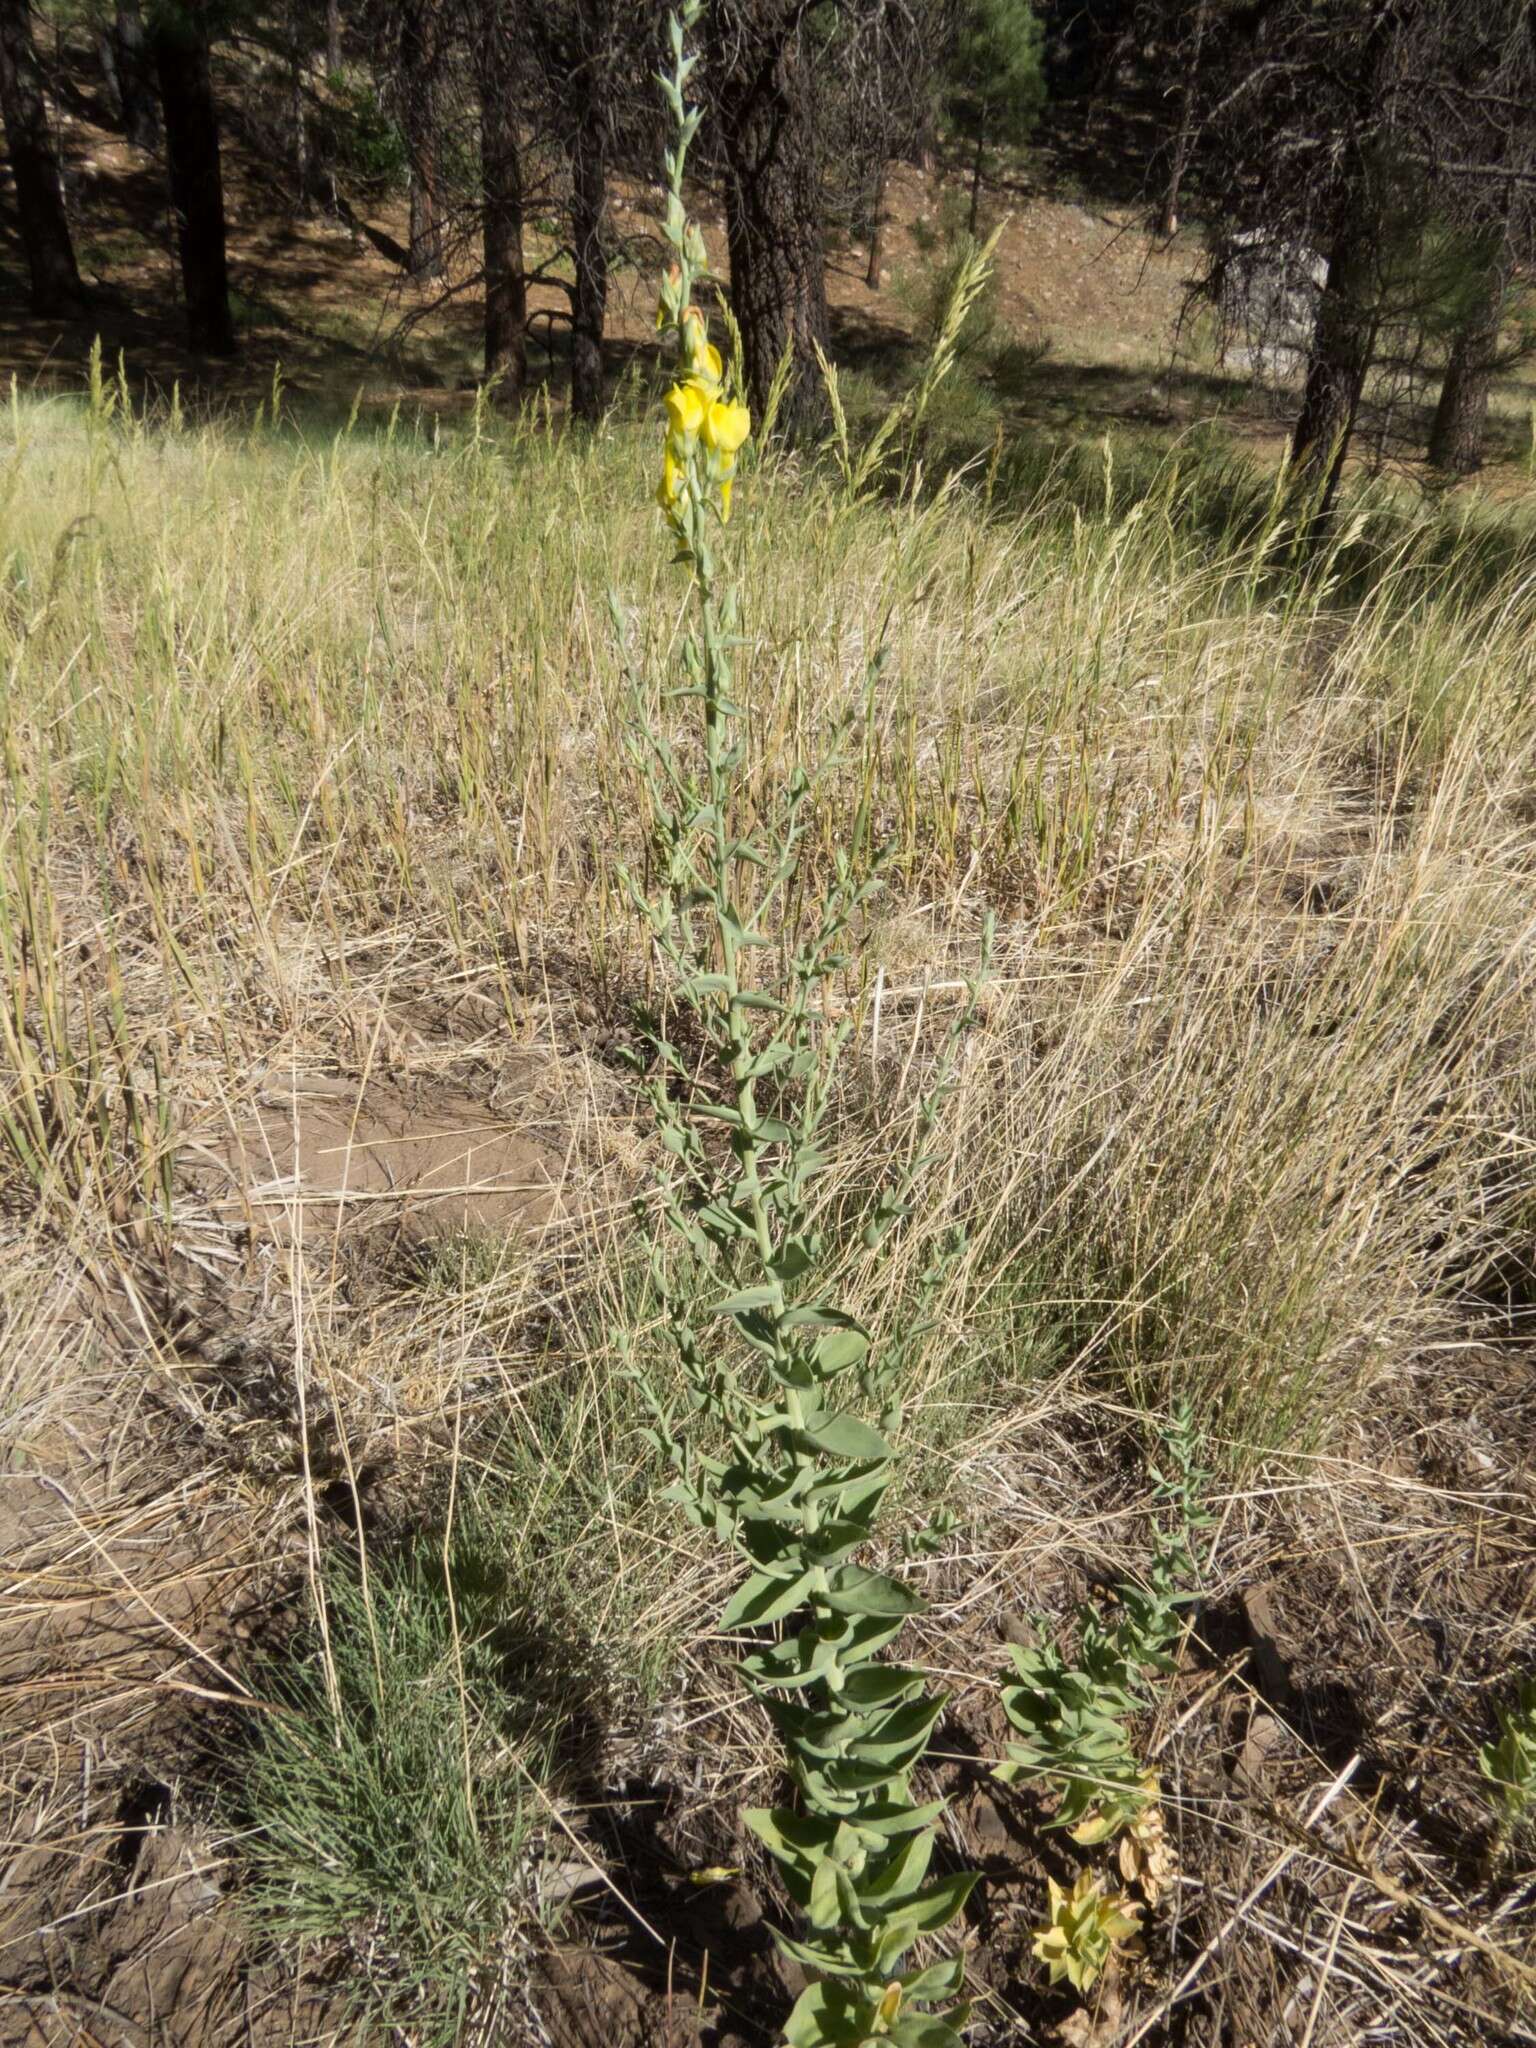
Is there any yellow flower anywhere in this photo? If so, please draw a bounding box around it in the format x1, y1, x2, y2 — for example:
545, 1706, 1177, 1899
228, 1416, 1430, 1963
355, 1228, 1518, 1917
665, 381, 706, 443
680, 308, 723, 392
720, 476, 733, 522
702, 398, 751, 456
656, 446, 687, 515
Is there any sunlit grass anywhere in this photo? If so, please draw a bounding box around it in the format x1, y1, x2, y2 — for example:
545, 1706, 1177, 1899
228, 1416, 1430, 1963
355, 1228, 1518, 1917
4, 379, 1534, 1441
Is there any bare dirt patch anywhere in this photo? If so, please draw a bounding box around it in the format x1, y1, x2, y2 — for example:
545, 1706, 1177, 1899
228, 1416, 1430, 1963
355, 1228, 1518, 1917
0, 1000, 600, 2048
214, 1064, 565, 1249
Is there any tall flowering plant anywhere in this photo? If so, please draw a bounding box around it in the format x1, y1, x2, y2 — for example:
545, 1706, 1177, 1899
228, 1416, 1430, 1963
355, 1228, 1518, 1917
619, 10, 981, 2047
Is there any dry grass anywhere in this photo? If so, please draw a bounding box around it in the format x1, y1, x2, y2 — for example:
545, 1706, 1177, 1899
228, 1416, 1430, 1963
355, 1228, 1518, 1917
2, 370, 1535, 2043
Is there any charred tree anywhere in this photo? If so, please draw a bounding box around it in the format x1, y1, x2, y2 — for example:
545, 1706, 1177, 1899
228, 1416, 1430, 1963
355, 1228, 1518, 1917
0, 0, 85, 313
563, 0, 612, 421
151, 0, 236, 353
289, 0, 309, 207
1427, 260, 1505, 474
399, 0, 443, 276
567, 87, 607, 415
1155, 0, 1207, 238
479, 0, 527, 397
710, 1, 831, 443
1289, 217, 1379, 512
114, 0, 160, 147
865, 156, 887, 287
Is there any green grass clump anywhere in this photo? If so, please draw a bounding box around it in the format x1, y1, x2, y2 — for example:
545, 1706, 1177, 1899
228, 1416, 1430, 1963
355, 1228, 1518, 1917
236, 1500, 589, 2041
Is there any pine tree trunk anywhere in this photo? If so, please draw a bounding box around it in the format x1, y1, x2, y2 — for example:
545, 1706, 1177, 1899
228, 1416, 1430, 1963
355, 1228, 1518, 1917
865, 158, 887, 290
1289, 16, 1401, 525
479, 2, 526, 400
1290, 218, 1376, 518
114, 0, 158, 147
713, 12, 830, 443
325, 0, 342, 73
151, 0, 235, 354
289, 0, 308, 210
568, 51, 608, 422
98, 20, 122, 121
1428, 264, 1504, 476
408, 163, 440, 277
399, 0, 442, 278
0, 0, 84, 313
968, 122, 985, 238
1157, 0, 1207, 239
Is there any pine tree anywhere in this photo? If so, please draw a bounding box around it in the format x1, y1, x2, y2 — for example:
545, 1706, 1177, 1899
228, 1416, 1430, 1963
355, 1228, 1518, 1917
945, 0, 1045, 236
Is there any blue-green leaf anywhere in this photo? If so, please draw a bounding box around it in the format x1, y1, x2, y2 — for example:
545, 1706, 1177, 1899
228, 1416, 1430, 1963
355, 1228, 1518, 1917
814, 1325, 871, 1375
783, 1981, 873, 2048
858, 1826, 933, 1906
823, 1565, 924, 1618
720, 1568, 813, 1629
707, 1284, 780, 1317
838, 1665, 926, 1709
896, 1954, 966, 2003
891, 2016, 968, 2048
802, 1415, 892, 1462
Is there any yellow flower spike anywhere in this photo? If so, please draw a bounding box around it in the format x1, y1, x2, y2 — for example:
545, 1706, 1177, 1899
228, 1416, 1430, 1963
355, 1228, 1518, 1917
656, 265, 680, 330
656, 446, 687, 517
665, 382, 706, 442
679, 309, 723, 393
719, 476, 733, 521
703, 397, 751, 456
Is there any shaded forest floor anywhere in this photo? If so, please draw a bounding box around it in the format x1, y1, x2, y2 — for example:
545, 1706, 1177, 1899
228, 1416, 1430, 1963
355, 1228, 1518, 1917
4, 46, 1535, 486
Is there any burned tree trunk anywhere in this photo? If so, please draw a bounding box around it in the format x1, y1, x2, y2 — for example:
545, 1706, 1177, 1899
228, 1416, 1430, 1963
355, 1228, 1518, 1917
712, 6, 831, 443
1290, 221, 1377, 514
399, 0, 443, 278
479, 0, 526, 398
967, 118, 985, 237
566, 0, 610, 422
151, 0, 235, 353
568, 97, 607, 419
289, 0, 309, 209
865, 157, 887, 290
114, 0, 159, 147
1428, 251, 1507, 476
0, 0, 84, 313
1156, 0, 1207, 239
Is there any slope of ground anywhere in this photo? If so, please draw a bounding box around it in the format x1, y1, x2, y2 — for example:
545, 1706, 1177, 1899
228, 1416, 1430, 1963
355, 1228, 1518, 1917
8, 75, 1534, 496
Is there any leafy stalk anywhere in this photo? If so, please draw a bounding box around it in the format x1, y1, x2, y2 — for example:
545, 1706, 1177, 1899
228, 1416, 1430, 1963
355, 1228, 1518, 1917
999, 1404, 1211, 1846
617, 12, 986, 2044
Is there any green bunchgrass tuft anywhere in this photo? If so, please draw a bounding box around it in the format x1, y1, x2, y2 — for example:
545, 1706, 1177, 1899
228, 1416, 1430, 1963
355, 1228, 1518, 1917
403, 1226, 526, 1297
235, 1494, 590, 2042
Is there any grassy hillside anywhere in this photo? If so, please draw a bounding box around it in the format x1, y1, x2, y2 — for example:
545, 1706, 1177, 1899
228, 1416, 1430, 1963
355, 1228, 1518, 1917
2, 368, 1535, 2045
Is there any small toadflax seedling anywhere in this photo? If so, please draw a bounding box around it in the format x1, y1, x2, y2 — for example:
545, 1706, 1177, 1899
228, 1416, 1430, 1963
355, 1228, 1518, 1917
999, 1404, 1210, 1849
1480, 1677, 1536, 1846
1032, 1868, 1142, 1995
617, 9, 988, 2046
